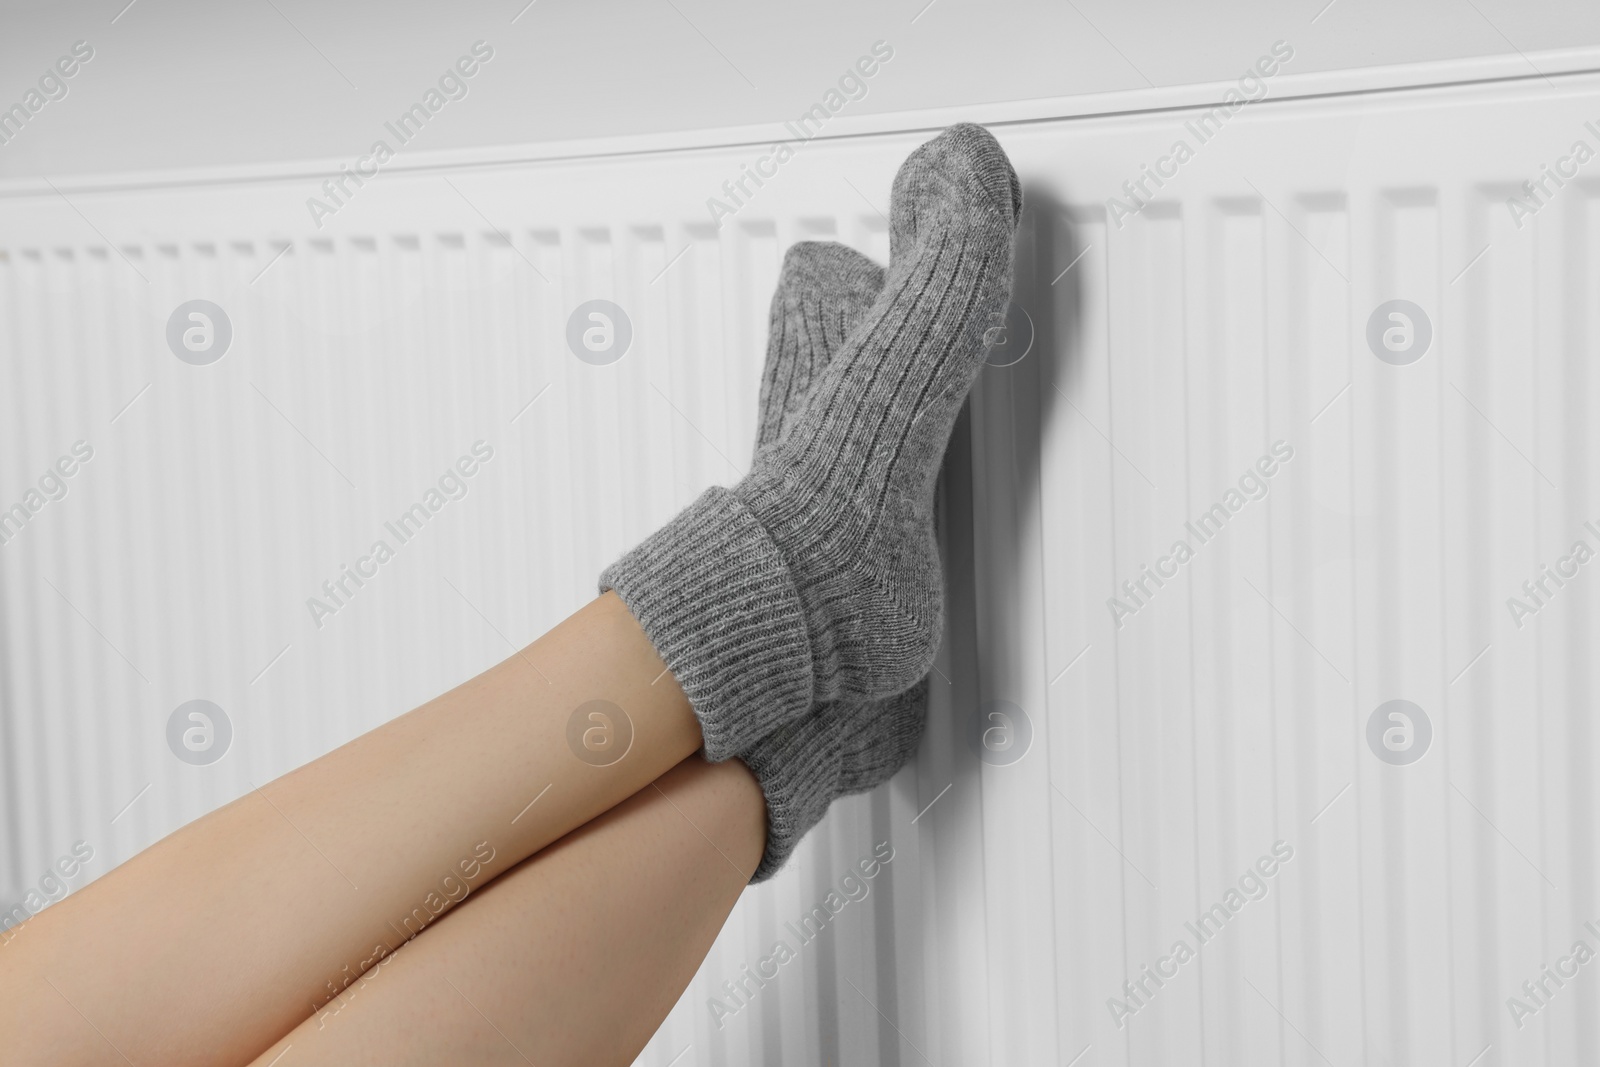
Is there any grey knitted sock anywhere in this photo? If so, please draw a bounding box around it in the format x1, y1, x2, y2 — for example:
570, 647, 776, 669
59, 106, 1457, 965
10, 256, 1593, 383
601, 123, 1019, 761
755, 242, 886, 452
742, 240, 928, 881
745, 679, 928, 881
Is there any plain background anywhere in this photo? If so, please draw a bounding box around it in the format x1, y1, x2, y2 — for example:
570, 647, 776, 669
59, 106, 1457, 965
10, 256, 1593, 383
3, 0, 1600, 179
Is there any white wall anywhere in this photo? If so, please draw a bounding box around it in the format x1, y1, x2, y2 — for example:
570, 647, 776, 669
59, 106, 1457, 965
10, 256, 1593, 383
4, 0, 1600, 181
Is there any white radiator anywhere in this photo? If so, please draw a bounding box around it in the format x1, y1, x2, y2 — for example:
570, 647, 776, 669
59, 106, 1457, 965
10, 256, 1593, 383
4, 58, 1600, 1065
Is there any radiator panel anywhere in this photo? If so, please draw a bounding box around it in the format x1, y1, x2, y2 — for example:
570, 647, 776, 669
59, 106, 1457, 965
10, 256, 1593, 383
3, 73, 1599, 1065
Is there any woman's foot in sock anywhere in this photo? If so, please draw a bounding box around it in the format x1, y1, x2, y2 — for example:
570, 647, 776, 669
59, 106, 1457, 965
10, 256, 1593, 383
737, 122, 1018, 696
743, 678, 927, 880
602, 123, 1018, 759
756, 241, 886, 451
741, 240, 929, 880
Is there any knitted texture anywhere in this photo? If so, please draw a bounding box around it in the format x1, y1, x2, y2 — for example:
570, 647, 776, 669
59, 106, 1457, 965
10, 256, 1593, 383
601, 123, 1019, 760
745, 679, 928, 881
597, 486, 812, 762
742, 240, 931, 880
756, 241, 888, 451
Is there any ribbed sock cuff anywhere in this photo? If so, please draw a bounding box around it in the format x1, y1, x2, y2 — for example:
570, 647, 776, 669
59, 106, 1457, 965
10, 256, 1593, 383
599, 486, 814, 762
741, 713, 845, 882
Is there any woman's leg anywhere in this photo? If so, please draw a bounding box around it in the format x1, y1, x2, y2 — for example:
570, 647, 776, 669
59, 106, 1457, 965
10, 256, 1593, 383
0, 592, 705, 1067
245, 753, 765, 1067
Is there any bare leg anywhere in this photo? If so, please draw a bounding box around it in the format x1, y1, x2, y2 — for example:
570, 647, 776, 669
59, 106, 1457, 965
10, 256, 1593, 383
245, 753, 765, 1067
0, 593, 706, 1067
